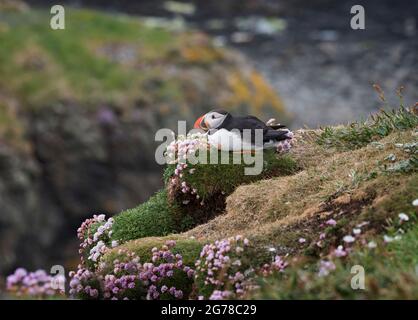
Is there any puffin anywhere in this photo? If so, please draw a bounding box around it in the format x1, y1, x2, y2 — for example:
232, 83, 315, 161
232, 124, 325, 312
193, 110, 292, 151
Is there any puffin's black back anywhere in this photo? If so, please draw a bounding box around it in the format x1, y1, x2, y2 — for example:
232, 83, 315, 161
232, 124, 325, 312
220, 114, 267, 131
219, 114, 288, 143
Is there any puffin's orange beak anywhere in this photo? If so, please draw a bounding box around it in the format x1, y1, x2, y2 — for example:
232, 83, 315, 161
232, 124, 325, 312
194, 115, 208, 130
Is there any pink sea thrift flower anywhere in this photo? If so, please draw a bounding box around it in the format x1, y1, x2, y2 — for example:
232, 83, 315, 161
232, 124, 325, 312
326, 219, 337, 226
318, 260, 336, 277
6, 268, 64, 298
333, 245, 347, 257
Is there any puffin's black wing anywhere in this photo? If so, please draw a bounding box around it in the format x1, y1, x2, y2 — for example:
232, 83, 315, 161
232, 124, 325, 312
225, 115, 288, 143
242, 116, 289, 141
240, 115, 270, 129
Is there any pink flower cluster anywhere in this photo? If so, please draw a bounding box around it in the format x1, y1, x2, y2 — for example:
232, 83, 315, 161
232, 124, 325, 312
195, 235, 252, 300
166, 134, 207, 204
209, 290, 233, 300
69, 241, 195, 300
276, 132, 294, 153
77, 214, 115, 266
314, 219, 375, 277
6, 268, 64, 298
315, 208, 415, 278
69, 267, 100, 299
318, 260, 336, 277
260, 255, 289, 276
166, 133, 208, 166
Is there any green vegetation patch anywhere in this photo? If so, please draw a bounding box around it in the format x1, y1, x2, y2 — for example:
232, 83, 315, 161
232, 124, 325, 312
104, 236, 202, 269
111, 190, 195, 243
0, 8, 182, 107
254, 219, 418, 299
316, 107, 418, 150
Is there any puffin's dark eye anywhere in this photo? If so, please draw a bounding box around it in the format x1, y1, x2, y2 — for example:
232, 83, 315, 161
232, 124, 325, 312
211, 115, 215, 119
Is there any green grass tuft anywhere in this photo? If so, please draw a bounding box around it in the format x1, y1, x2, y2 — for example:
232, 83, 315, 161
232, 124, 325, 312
316, 107, 418, 150
180, 151, 297, 198
111, 190, 191, 243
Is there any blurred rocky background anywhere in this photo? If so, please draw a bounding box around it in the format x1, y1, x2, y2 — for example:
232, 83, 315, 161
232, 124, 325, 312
0, 0, 416, 277
27, 0, 418, 127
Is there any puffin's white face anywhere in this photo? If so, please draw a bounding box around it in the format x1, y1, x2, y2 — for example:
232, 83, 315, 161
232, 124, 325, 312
204, 111, 227, 129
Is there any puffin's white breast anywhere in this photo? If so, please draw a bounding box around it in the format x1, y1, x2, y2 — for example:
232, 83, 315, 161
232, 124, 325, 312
207, 129, 262, 151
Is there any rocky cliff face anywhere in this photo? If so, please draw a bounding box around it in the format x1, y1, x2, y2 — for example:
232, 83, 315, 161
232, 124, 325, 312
0, 6, 289, 274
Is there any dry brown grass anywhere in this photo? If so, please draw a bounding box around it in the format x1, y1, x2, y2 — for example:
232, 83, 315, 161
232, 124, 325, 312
185, 129, 416, 245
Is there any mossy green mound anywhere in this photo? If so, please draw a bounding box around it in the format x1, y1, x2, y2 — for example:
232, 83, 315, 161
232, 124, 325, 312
104, 236, 202, 270
111, 190, 191, 243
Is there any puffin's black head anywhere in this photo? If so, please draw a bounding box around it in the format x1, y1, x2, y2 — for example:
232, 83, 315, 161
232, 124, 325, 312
203, 110, 230, 129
